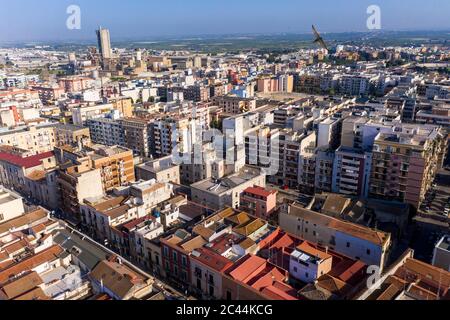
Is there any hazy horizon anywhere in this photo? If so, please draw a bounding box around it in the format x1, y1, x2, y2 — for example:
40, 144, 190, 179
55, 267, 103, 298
1, 0, 450, 43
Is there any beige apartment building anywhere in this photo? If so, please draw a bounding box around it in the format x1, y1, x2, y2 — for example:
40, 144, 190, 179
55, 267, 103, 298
0, 123, 91, 155
212, 95, 257, 114
0, 186, 25, 223
121, 118, 151, 157
72, 103, 114, 126
53, 123, 91, 148
191, 166, 266, 211
279, 203, 391, 271
58, 161, 104, 221
370, 126, 447, 208
136, 155, 180, 184
89, 145, 135, 192
0, 146, 59, 208
56, 144, 135, 193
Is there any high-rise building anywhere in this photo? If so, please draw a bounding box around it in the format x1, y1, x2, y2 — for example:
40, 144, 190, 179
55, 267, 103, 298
96, 27, 112, 60
369, 126, 447, 208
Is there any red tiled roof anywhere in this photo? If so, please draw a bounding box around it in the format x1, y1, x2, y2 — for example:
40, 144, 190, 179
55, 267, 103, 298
243, 186, 277, 198
0, 151, 54, 169
192, 248, 234, 272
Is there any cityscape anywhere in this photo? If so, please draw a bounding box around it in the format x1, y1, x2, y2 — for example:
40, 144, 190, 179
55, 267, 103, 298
0, 0, 449, 309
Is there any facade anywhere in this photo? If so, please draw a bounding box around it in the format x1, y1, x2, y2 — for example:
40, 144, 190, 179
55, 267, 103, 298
58, 162, 104, 221
0, 186, 25, 223
191, 166, 266, 211
53, 124, 91, 148
240, 186, 277, 219
279, 203, 391, 271
72, 104, 114, 126
121, 118, 151, 157
96, 28, 112, 60
136, 156, 180, 184
87, 117, 125, 147
89, 145, 135, 192
332, 146, 372, 197
160, 230, 207, 287
190, 247, 234, 300
213, 95, 256, 114
370, 127, 447, 208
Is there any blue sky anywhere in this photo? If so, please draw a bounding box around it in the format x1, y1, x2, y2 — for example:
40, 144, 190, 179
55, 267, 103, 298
0, 0, 449, 42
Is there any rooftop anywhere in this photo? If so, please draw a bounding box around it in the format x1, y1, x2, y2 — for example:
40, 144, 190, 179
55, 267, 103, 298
288, 204, 390, 246
191, 166, 264, 195
0, 151, 54, 169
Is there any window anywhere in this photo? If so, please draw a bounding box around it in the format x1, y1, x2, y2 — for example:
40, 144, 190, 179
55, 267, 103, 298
367, 249, 371, 256
305, 272, 309, 278
182, 255, 187, 267
173, 265, 179, 276
165, 261, 170, 271
293, 267, 298, 273
209, 286, 214, 297
0, 214, 4, 221
163, 247, 169, 258
226, 291, 232, 300
197, 278, 202, 290
173, 251, 178, 262
346, 242, 351, 248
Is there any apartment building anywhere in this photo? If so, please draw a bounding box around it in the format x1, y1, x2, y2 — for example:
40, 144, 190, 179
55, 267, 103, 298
268, 129, 304, 189
58, 161, 104, 221
213, 95, 257, 114
240, 186, 277, 219
109, 97, 134, 118
136, 155, 180, 184
121, 118, 151, 157
89, 145, 135, 192
339, 75, 370, 96
190, 247, 234, 300
72, 103, 115, 126
0, 124, 55, 155
56, 144, 135, 192
191, 166, 266, 211
294, 74, 321, 94
298, 132, 317, 194
279, 203, 391, 271
370, 126, 447, 208
149, 116, 193, 158
0, 147, 58, 206
0, 186, 25, 223
315, 147, 335, 193
259, 229, 368, 300
160, 230, 207, 287
53, 123, 91, 148
0, 123, 91, 155
87, 117, 125, 147
81, 194, 145, 242
180, 142, 225, 185
58, 76, 93, 93
415, 104, 450, 127
332, 146, 372, 197
317, 117, 342, 150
